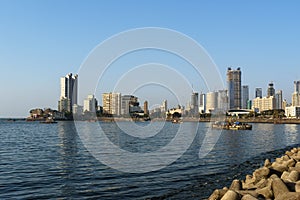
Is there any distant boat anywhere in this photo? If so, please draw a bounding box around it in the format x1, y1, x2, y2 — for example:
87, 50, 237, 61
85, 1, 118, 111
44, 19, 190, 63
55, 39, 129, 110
212, 121, 252, 130
172, 118, 182, 124
40, 117, 57, 124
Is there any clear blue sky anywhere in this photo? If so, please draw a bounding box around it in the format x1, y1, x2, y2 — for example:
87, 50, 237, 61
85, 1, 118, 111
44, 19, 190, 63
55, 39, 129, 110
0, 0, 300, 117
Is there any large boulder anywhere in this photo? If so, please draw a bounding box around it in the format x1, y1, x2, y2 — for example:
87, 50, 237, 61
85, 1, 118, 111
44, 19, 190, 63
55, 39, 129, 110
220, 190, 240, 200
271, 176, 290, 198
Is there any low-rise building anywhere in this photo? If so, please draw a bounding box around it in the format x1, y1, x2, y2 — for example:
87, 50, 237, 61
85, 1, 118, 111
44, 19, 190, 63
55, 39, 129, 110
285, 106, 300, 118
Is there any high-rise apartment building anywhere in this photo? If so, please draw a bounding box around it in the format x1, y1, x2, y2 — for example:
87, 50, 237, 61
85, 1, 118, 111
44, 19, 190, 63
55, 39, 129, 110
227, 67, 241, 109
161, 100, 168, 113
206, 91, 218, 113
294, 81, 300, 93
292, 81, 300, 106
242, 85, 249, 109
252, 96, 276, 113
144, 101, 149, 115
102, 92, 121, 116
190, 92, 199, 116
255, 88, 262, 98
275, 90, 283, 110
217, 90, 228, 112
267, 82, 275, 97
58, 73, 78, 112
120, 95, 139, 115
83, 94, 98, 112
199, 93, 206, 114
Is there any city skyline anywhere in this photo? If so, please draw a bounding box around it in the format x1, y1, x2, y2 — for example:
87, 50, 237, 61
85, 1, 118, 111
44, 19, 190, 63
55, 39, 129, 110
1, 1, 300, 117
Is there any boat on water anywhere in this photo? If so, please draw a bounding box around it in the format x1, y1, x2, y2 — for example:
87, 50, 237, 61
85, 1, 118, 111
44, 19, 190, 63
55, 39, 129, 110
212, 121, 252, 130
172, 118, 182, 124
40, 117, 57, 124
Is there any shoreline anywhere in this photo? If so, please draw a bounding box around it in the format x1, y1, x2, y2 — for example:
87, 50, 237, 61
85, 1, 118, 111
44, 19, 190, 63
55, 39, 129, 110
207, 146, 300, 200
5, 117, 300, 124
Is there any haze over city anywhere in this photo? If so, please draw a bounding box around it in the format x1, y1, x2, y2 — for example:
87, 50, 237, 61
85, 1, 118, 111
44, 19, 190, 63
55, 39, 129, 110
1, 1, 300, 117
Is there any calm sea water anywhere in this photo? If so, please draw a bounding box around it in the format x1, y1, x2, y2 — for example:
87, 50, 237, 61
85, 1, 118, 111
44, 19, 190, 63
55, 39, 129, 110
1, 120, 300, 199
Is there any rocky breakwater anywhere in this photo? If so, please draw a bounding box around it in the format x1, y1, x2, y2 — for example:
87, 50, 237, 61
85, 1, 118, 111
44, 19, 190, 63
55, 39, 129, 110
208, 147, 300, 200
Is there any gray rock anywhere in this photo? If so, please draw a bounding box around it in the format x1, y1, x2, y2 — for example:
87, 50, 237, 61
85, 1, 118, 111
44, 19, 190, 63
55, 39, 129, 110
220, 190, 240, 200
272, 177, 290, 198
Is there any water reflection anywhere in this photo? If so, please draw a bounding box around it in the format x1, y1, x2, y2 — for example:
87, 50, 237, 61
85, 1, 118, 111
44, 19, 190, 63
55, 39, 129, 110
284, 124, 300, 145
57, 121, 78, 198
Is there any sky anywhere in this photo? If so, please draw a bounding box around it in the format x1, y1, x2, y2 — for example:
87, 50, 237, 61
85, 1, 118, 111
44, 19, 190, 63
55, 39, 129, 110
0, 0, 300, 117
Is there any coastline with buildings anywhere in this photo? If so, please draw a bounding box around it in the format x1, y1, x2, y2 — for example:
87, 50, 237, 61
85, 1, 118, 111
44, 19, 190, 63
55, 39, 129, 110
27, 70, 300, 122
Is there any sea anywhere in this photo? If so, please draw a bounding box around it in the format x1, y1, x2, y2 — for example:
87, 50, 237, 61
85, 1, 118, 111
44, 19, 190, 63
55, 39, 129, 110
1, 120, 300, 199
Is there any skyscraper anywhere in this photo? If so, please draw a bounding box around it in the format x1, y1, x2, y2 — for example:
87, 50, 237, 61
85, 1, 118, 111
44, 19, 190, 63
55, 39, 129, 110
292, 81, 300, 106
206, 91, 218, 113
242, 85, 249, 109
144, 101, 149, 115
294, 81, 300, 93
199, 93, 206, 114
227, 67, 241, 109
217, 89, 228, 112
267, 82, 275, 97
190, 92, 199, 116
275, 90, 283, 110
161, 100, 168, 113
255, 88, 262, 98
58, 73, 78, 112
83, 94, 98, 112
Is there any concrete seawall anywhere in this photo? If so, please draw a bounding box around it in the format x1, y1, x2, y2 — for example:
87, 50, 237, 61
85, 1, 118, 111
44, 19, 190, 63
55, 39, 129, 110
208, 147, 300, 200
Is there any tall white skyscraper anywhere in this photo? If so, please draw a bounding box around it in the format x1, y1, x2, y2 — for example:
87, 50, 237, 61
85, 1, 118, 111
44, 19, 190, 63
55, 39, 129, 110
199, 93, 206, 114
58, 73, 78, 112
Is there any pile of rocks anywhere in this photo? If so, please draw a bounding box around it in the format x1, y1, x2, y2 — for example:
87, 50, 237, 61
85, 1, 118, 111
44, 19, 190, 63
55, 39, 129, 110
208, 147, 300, 200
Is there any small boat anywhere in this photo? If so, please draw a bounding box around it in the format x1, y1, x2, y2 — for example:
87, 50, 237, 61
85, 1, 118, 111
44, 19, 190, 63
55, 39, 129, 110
172, 119, 182, 124
212, 121, 252, 130
40, 117, 57, 124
